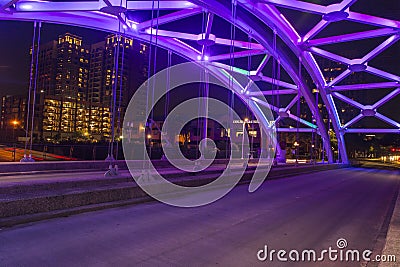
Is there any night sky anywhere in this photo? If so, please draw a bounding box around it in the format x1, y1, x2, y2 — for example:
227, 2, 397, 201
0, 1, 399, 112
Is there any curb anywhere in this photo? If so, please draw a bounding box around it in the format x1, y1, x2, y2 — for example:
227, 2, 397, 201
0, 164, 347, 227
378, 181, 400, 267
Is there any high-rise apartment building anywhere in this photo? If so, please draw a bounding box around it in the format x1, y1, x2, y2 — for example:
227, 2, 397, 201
0, 32, 149, 142
1, 32, 149, 142
0, 95, 27, 142
36, 40, 58, 96
0, 95, 27, 131
55, 33, 90, 99
30, 33, 91, 141
87, 34, 148, 141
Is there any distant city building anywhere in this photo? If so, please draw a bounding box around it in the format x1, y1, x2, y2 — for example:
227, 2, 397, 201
41, 96, 88, 141
35, 40, 58, 96
318, 58, 370, 126
143, 119, 261, 149
87, 35, 148, 140
0, 95, 27, 142
48, 33, 90, 139
0, 95, 27, 131
30, 33, 90, 141
55, 33, 90, 100
0, 32, 149, 142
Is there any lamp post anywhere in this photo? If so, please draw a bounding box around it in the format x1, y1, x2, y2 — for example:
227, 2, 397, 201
294, 141, 300, 165
241, 118, 249, 159
250, 126, 254, 159
11, 122, 33, 162
11, 120, 19, 161
147, 134, 152, 148
11, 120, 19, 140
311, 144, 315, 164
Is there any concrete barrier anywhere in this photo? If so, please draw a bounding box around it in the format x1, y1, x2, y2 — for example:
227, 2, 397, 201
0, 160, 128, 174
0, 163, 348, 227
0, 158, 312, 174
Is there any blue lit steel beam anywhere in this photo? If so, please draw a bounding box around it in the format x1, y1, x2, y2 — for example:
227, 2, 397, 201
338, 0, 358, 10
302, 20, 329, 43
0, 0, 19, 12
307, 47, 353, 65
327, 70, 352, 87
361, 35, 400, 64
372, 88, 400, 109
15, 1, 97, 12
247, 89, 297, 96
344, 129, 400, 134
331, 92, 365, 110
375, 113, 400, 128
284, 96, 300, 112
200, 12, 214, 57
137, 7, 202, 31
209, 50, 265, 62
15, 1, 197, 12
332, 82, 400, 91
250, 97, 279, 113
277, 128, 318, 133
251, 74, 298, 90
342, 114, 363, 129
209, 62, 250, 76
365, 66, 400, 82
347, 11, 400, 29
308, 28, 400, 47
243, 54, 271, 93
250, 96, 317, 130
144, 29, 198, 40
288, 113, 317, 129
302, 0, 359, 42
143, 28, 264, 50
259, 0, 327, 15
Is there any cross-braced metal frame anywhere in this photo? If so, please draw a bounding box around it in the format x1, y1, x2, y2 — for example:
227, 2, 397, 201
1, 0, 399, 164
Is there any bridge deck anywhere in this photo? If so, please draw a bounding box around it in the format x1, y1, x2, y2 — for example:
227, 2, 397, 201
0, 168, 399, 266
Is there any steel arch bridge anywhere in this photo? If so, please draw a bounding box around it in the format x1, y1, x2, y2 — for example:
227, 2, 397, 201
1, 0, 399, 164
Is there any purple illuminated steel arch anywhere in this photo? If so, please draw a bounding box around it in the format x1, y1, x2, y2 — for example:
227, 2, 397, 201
237, 0, 400, 163
1, 0, 397, 163
0, 0, 336, 163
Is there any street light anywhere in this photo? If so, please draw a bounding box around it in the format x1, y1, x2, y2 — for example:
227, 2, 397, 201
10, 120, 19, 161
311, 144, 315, 163
147, 134, 152, 147
11, 120, 19, 140
10, 122, 33, 162
294, 141, 300, 165
147, 134, 152, 158
11, 120, 19, 127
241, 118, 249, 159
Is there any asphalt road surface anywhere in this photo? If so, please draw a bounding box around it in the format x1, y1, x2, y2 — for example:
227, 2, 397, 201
0, 168, 399, 267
